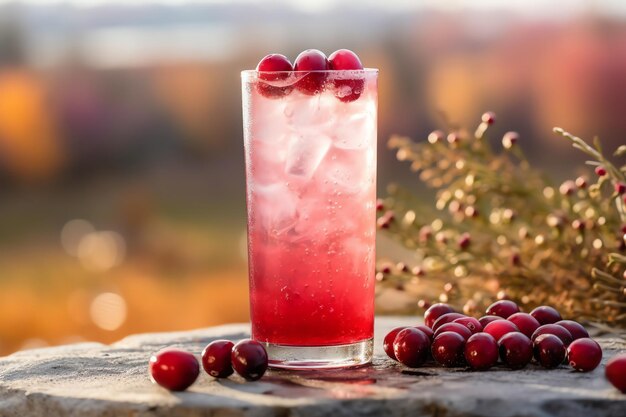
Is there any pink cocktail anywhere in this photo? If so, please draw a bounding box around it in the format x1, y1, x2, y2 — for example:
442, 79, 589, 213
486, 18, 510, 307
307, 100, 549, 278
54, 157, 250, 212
241, 61, 377, 369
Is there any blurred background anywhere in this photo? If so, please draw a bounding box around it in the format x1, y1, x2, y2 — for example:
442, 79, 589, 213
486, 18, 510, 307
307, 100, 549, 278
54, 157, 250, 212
0, 0, 625, 355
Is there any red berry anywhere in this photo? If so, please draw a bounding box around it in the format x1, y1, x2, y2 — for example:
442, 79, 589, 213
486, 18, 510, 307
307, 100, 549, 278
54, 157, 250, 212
149, 348, 200, 391
432, 312, 466, 332
531, 324, 573, 347
464, 333, 499, 371
499, 332, 533, 369
255, 54, 293, 98
293, 49, 329, 95
567, 338, 602, 372
458, 233, 471, 250
434, 322, 472, 341
530, 306, 562, 325
415, 325, 435, 341
605, 353, 626, 393
615, 182, 626, 194
432, 331, 466, 367
424, 303, 455, 328
555, 320, 589, 340
483, 319, 520, 342
231, 339, 268, 381
507, 313, 541, 338
201, 340, 234, 378
533, 334, 566, 369
453, 317, 483, 334
595, 166, 607, 176
383, 326, 407, 360
393, 327, 431, 368
486, 300, 520, 319
481, 111, 496, 125
328, 49, 364, 102
478, 315, 502, 328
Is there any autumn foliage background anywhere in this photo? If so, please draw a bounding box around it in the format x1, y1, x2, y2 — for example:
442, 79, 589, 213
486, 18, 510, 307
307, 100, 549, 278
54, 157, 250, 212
1, 1, 626, 355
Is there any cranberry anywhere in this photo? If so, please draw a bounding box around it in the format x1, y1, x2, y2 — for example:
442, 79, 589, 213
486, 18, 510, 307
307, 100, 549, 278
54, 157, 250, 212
231, 339, 268, 381
605, 353, 626, 393
531, 324, 573, 347
424, 303, 455, 328
507, 313, 541, 338
453, 317, 483, 334
383, 326, 407, 360
432, 331, 466, 367
478, 315, 501, 328
595, 166, 607, 176
616, 183, 626, 194
499, 332, 533, 369
415, 325, 435, 341
555, 320, 589, 340
483, 319, 520, 342
530, 306, 562, 325
432, 312, 466, 332
328, 49, 364, 102
567, 338, 602, 372
255, 53, 293, 98
201, 340, 234, 378
434, 323, 472, 341
486, 300, 520, 319
464, 333, 499, 371
393, 327, 430, 368
149, 348, 200, 391
293, 49, 329, 95
481, 111, 496, 124
533, 334, 566, 369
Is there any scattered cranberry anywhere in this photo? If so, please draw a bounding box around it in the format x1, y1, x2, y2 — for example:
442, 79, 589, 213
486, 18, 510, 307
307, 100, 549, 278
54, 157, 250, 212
486, 300, 520, 319
481, 111, 496, 125
434, 322, 472, 341
453, 317, 483, 334
149, 348, 200, 391
595, 166, 607, 177
393, 327, 431, 368
464, 333, 499, 371
424, 303, 456, 328
555, 320, 589, 341
376, 199, 385, 211
201, 340, 234, 378
605, 353, 626, 393
328, 49, 364, 102
530, 306, 562, 325
432, 331, 466, 367
432, 312, 466, 332
499, 332, 533, 369
231, 339, 268, 381
255, 53, 293, 98
478, 315, 502, 328
531, 324, 573, 347
415, 325, 435, 341
293, 49, 329, 95
567, 338, 602, 372
483, 319, 520, 342
507, 313, 541, 338
615, 182, 626, 194
458, 233, 471, 250
533, 334, 566, 369
384, 326, 407, 360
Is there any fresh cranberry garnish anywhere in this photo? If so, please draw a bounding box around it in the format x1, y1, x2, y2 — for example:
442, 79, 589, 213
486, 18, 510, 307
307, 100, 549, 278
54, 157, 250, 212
424, 303, 455, 328
293, 49, 329, 95
432, 312, 466, 332
531, 324, 573, 347
533, 334, 566, 369
483, 319, 519, 342
478, 315, 502, 328
415, 325, 435, 341
605, 353, 626, 393
485, 300, 520, 319
201, 340, 234, 378
507, 312, 541, 338
567, 338, 602, 372
393, 327, 431, 368
555, 320, 589, 340
453, 317, 483, 334
464, 333, 499, 371
328, 49, 364, 102
434, 322, 472, 341
231, 339, 268, 381
432, 331, 466, 367
255, 54, 293, 98
530, 306, 562, 325
499, 332, 533, 369
383, 326, 407, 360
149, 348, 200, 391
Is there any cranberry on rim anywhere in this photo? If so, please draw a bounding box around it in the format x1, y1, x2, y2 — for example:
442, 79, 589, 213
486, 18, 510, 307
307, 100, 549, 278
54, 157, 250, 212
293, 49, 329, 95
255, 53, 293, 98
149, 348, 200, 391
328, 49, 364, 102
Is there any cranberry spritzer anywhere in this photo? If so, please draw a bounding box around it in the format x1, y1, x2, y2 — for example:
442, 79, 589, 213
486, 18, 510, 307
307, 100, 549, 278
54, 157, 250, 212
241, 50, 377, 368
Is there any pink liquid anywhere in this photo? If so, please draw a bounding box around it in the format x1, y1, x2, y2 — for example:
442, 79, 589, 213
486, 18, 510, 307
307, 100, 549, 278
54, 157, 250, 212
242, 71, 377, 346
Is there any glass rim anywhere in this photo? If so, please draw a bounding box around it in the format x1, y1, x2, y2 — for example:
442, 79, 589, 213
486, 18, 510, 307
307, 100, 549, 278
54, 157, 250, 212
241, 68, 378, 78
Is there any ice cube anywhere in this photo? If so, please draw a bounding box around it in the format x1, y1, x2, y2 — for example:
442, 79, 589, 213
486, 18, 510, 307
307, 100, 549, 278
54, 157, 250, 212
285, 132, 332, 179
332, 112, 376, 150
320, 146, 375, 194
252, 182, 298, 236
284, 93, 336, 129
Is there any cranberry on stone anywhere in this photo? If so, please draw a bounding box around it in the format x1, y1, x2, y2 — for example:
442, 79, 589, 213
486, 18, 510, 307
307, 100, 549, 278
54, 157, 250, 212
328, 49, 364, 102
432, 312, 466, 332
393, 327, 430, 368
293, 49, 329, 95
432, 331, 466, 367
384, 326, 407, 360
486, 300, 520, 319
530, 306, 562, 325
605, 353, 626, 393
424, 303, 455, 328
415, 325, 435, 341
531, 324, 573, 347
464, 333, 499, 371
483, 319, 520, 342
149, 348, 200, 391
478, 315, 501, 328
231, 339, 268, 381
533, 334, 566, 369
453, 317, 483, 334
555, 320, 589, 340
567, 338, 602, 372
508, 313, 541, 338
255, 54, 293, 98
434, 322, 472, 341
201, 340, 234, 378
499, 332, 533, 369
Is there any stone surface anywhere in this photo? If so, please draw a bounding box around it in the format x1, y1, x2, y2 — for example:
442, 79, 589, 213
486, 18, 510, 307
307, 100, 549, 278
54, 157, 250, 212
0, 317, 625, 417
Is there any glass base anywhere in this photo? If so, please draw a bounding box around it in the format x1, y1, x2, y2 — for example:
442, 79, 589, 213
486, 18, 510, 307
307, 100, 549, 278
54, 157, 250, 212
262, 338, 373, 370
